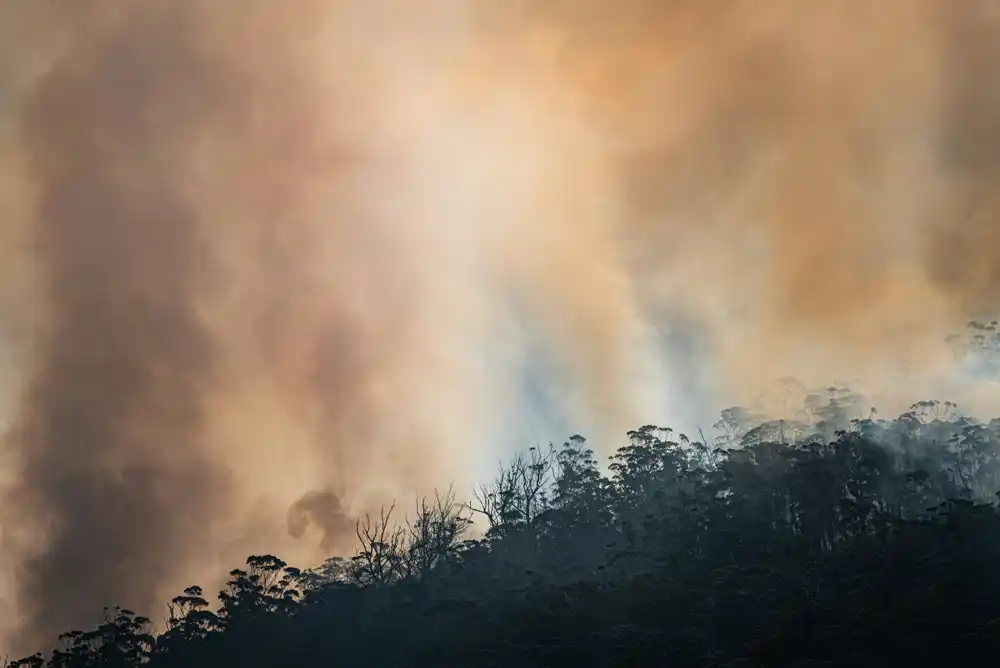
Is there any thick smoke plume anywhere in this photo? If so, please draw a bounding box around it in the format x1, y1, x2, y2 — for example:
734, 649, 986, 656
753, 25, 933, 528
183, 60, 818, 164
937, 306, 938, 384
2, 0, 1000, 653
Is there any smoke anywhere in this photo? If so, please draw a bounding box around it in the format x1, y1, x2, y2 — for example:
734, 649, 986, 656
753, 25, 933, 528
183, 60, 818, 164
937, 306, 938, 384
287, 490, 353, 553
3, 0, 1000, 653
1, 1, 241, 650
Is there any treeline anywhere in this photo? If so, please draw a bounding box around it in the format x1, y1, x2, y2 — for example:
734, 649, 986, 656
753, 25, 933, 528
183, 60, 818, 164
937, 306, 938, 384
11, 323, 1000, 667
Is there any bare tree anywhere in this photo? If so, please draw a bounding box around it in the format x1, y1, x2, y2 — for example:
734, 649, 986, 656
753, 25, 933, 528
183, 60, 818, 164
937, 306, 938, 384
470, 444, 556, 537
400, 485, 473, 578
351, 503, 405, 586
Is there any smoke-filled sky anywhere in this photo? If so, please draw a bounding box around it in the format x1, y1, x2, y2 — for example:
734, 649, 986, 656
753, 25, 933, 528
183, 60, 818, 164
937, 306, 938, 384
2, 0, 1000, 654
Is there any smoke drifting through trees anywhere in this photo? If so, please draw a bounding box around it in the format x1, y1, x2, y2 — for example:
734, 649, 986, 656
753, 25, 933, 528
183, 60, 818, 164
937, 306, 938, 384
2, 0, 1000, 654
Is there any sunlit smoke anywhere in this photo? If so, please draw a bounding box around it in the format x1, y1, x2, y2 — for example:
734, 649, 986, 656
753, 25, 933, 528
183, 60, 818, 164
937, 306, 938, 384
2, 0, 1000, 654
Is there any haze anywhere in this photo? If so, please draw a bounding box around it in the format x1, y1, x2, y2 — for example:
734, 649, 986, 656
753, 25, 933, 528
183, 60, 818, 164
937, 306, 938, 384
1, 0, 999, 653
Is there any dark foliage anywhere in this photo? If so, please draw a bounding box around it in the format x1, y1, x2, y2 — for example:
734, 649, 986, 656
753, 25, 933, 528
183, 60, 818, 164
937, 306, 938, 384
12, 323, 1000, 667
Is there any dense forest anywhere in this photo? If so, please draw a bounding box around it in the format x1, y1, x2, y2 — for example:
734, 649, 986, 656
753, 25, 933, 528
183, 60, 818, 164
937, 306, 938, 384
9, 321, 1000, 667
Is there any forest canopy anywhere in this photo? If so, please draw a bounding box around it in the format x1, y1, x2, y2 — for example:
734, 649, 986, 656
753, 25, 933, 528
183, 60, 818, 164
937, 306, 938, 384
9, 320, 1000, 667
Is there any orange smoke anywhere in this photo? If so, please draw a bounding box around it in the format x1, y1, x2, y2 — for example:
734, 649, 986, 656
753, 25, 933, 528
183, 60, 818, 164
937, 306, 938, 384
1, 0, 1000, 654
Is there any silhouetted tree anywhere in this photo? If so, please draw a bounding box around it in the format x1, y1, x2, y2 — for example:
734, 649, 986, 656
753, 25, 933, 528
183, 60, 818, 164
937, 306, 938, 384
350, 504, 405, 586
16, 361, 1000, 667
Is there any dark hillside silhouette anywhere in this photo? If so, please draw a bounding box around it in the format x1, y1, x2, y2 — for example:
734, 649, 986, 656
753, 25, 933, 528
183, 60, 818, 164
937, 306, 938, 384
9, 322, 1000, 667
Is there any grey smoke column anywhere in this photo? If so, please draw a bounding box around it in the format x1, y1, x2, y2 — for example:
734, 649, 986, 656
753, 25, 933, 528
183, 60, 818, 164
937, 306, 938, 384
7, 5, 230, 651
